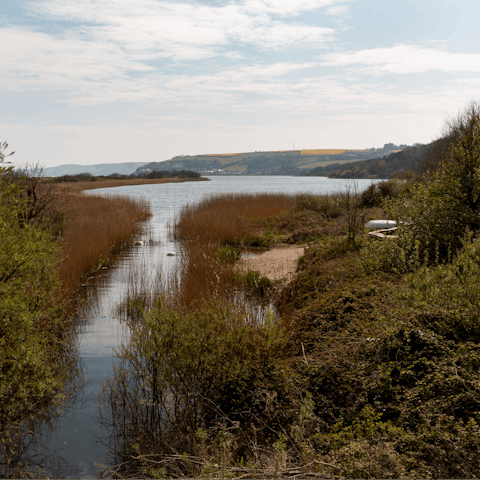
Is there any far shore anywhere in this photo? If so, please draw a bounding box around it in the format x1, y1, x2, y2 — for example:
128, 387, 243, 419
57, 176, 210, 191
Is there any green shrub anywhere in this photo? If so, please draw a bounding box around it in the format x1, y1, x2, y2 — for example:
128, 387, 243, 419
241, 233, 274, 248
359, 179, 409, 208
0, 144, 76, 475
217, 245, 241, 263
380, 114, 480, 268
236, 269, 273, 293
100, 299, 292, 478
296, 193, 344, 218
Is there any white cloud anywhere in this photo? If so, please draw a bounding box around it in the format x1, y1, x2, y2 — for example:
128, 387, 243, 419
321, 45, 480, 74
326, 5, 349, 15
241, 0, 343, 16
224, 51, 245, 60
24, 0, 337, 59
0, 0, 336, 104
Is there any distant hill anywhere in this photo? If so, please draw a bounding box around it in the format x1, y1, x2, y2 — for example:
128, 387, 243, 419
306, 143, 431, 179
134, 145, 408, 176
44, 162, 148, 177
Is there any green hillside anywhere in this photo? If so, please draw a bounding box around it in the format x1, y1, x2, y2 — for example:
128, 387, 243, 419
306, 143, 430, 179
134, 145, 407, 176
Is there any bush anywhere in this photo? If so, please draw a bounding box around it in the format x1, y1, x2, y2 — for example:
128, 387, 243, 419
99, 299, 291, 478
0, 143, 77, 475
217, 246, 241, 263
359, 179, 409, 208
236, 269, 273, 295
365, 110, 480, 272
296, 193, 344, 218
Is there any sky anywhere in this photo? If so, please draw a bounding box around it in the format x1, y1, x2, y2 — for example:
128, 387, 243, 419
2, 0, 480, 167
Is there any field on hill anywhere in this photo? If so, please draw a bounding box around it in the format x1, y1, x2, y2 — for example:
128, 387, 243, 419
298, 158, 365, 169
135, 148, 389, 176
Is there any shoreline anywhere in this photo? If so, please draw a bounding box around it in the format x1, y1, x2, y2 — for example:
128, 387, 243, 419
57, 176, 209, 191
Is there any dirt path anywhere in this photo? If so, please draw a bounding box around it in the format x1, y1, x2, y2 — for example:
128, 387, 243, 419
238, 245, 305, 282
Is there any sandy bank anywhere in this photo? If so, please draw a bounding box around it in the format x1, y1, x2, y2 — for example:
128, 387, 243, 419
238, 245, 305, 282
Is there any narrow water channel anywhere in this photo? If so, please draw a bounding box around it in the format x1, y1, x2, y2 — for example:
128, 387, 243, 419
39, 176, 379, 478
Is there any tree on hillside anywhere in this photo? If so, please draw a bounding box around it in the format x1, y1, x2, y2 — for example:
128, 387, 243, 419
384, 104, 480, 265
418, 100, 480, 176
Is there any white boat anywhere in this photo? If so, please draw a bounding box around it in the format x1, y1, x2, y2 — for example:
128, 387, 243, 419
365, 220, 397, 230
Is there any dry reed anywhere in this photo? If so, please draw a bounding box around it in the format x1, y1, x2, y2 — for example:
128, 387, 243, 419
172, 192, 298, 244
58, 192, 151, 294
166, 193, 301, 306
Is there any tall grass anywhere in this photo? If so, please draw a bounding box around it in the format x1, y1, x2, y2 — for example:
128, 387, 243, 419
58, 192, 151, 294
99, 192, 297, 478
167, 193, 301, 306
172, 192, 298, 245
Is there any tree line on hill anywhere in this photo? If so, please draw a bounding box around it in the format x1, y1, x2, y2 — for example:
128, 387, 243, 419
305, 132, 471, 179
306, 143, 430, 179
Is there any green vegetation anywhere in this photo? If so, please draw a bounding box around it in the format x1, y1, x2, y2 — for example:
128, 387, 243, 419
0, 144, 152, 476
99, 299, 288, 478
0, 144, 78, 477
217, 246, 242, 263
308, 143, 430, 179
50, 169, 201, 183
235, 269, 273, 293
367, 108, 480, 270
98, 102, 480, 478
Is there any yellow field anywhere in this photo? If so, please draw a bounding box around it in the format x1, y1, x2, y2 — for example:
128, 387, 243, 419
301, 149, 345, 156
200, 149, 369, 158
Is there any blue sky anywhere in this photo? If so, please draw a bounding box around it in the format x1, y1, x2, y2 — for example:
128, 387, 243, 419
2, 0, 480, 167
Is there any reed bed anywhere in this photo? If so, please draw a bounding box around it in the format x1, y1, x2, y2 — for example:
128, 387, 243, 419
166, 192, 301, 306
99, 195, 292, 478
58, 192, 151, 294
172, 192, 299, 245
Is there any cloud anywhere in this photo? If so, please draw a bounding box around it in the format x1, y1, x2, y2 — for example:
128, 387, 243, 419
326, 5, 349, 15
0, 26, 153, 90
0, 22, 319, 106
0, 0, 338, 105
321, 45, 480, 74
241, 0, 343, 16
5, 0, 478, 141
224, 51, 245, 60
24, 0, 338, 58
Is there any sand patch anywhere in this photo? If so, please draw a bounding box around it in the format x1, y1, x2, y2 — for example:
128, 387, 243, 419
238, 245, 305, 282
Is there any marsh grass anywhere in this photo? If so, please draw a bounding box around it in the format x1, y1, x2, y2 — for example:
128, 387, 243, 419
58, 191, 151, 295
171, 192, 299, 245
166, 192, 305, 306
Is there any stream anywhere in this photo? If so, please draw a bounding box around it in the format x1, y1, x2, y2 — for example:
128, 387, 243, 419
37, 176, 380, 478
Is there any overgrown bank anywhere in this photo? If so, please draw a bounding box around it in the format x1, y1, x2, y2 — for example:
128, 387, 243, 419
0, 147, 152, 477
99, 103, 480, 478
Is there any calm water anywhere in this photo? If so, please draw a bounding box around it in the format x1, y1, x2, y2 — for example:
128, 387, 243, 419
40, 176, 381, 478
